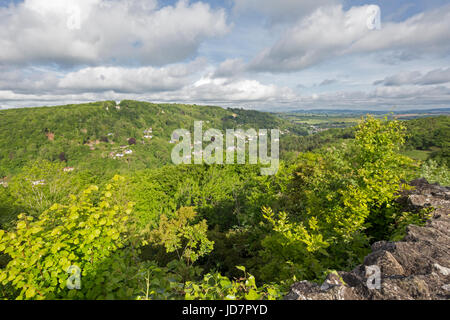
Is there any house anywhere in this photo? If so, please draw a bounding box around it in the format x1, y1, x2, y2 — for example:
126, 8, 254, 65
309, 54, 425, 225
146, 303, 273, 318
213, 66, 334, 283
107, 133, 114, 136
124, 150, 133, 155
144, 135, 153, 139
63, 167, 75, 172
115, 153, 124, 158
0, 178, 8, 188
32, 180, 45, 186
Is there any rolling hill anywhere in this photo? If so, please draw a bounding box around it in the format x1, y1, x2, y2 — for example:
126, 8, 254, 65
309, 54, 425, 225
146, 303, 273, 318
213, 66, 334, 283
0, 100, 308, 178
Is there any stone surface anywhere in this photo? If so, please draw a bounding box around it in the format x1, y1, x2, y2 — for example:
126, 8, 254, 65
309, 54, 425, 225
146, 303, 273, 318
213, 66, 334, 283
285, 179, 450, 300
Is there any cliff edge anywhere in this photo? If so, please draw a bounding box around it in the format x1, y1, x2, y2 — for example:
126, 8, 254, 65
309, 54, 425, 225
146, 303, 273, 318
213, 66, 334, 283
285, 178, 450, 300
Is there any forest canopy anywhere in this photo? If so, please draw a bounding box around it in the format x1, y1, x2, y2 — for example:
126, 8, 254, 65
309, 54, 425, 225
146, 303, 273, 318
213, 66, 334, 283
0, 102, 448, 300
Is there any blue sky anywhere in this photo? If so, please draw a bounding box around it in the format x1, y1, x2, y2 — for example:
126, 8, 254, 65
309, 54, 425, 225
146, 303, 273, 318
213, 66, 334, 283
0, 0, 449, 110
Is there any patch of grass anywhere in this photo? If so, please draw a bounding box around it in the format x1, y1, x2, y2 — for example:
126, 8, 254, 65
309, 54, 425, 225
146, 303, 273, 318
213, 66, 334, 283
402, 149, 432, 161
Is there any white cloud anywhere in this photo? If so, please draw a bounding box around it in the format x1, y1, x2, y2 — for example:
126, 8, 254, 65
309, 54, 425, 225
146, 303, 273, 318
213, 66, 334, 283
1, 1, 450, 112
58, 59, 207, 93
0, 63, 297, 109
187, 76, 296, 103
249, 4, 450, 72
0, 0, 230, 66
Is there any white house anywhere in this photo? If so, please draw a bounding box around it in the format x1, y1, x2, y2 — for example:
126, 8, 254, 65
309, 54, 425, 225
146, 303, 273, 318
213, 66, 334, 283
125, 150, 133, 155
63, 167, 75, 172
32, 180, 45, 186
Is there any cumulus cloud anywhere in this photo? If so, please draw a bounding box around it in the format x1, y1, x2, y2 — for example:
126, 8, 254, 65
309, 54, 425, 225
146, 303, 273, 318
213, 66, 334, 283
248, 4, 450, 73
58, 59, 207, 93
0, 66, 60, 94
2, 80, 450, 111
0, 62, 297, 109
1, 1, 450, 112
187, 76, 296, 103
375, 68, 450, 86
0, 0, 230, 66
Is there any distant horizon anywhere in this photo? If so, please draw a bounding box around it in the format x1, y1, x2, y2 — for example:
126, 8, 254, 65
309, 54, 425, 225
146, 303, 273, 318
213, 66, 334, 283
1, 99, 450, 114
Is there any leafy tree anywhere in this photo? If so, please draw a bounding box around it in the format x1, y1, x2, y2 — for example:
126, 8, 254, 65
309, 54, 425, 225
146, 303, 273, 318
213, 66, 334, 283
258, 116, 416, 282
147, 207, 214, 281
0, 176, 141, 300
7, 160, 92, 217
419, 159, 450, 186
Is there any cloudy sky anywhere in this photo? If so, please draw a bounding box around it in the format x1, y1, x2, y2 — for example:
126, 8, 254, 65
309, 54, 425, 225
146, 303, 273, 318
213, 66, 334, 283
0, 0, 449, 111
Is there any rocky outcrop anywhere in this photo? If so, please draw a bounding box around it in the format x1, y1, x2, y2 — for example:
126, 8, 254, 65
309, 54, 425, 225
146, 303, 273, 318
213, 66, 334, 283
285, 179, 450, 300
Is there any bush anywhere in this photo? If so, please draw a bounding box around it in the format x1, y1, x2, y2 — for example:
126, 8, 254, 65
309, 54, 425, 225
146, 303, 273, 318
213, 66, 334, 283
0, 176, 141, 300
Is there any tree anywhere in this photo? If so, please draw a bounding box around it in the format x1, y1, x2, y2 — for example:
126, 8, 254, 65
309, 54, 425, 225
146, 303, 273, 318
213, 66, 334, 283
259, 116, 415, 282
7, 160, 90, 217
148, 207, 214, 281
0, 176, 141, 300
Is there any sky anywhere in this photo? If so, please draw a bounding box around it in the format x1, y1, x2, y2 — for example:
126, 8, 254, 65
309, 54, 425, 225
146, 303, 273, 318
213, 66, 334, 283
0, 0, 449, 111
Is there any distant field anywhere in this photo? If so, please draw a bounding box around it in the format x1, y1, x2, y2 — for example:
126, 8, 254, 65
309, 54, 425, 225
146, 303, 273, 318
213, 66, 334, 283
278, 113, 362, 128
401, 149, 432, 161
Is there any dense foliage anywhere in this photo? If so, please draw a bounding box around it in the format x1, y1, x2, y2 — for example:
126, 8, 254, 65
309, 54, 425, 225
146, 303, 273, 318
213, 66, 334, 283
0, 102, 448, 300
0, 101, 304, 178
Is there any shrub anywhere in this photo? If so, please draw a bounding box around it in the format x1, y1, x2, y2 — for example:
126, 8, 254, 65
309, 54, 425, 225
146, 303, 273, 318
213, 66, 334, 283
0, 176, 141, 300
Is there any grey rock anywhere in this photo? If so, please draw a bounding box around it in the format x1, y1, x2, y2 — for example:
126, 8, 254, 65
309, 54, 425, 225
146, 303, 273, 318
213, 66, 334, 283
285, 179, 450, 300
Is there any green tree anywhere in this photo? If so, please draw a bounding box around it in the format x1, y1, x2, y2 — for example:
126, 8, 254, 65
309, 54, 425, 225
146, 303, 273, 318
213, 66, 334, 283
147, 207, 214, 281
7, 160, 91, 217
258, 116, 416, 282
0, 176, 141, 300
